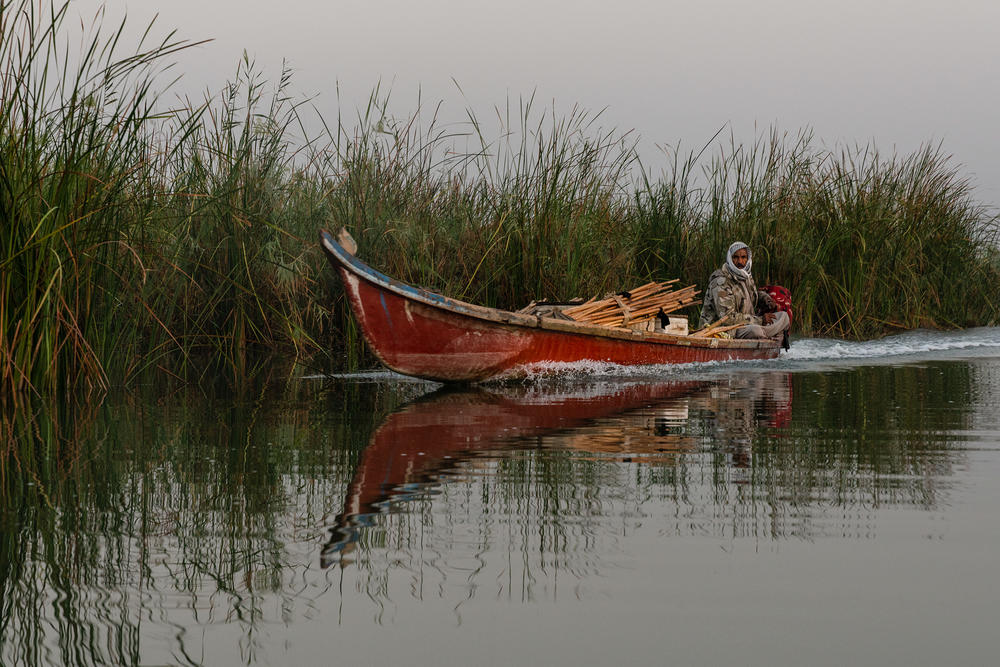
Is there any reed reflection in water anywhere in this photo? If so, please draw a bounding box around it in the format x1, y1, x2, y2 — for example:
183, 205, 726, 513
321, 367, 966, 574
1, 359, 994, 666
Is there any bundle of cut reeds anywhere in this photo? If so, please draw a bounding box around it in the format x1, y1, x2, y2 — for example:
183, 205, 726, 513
690, 316, 743, 338
562, 280, 700, 328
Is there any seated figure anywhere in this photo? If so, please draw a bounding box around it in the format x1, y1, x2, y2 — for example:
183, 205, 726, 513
699, 242, 790, 340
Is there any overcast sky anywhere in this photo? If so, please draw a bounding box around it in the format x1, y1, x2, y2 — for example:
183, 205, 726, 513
72, 0, 1000, 200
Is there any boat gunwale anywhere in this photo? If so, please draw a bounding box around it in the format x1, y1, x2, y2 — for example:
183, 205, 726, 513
320, 229, 779, 352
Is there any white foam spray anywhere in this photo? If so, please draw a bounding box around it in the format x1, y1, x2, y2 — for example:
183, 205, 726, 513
314, 327, 1000, 384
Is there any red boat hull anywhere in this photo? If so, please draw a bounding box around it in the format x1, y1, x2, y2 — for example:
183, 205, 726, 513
321, 230, 779, 382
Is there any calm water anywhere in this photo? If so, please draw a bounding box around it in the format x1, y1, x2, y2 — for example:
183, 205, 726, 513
3, 329, 1000, 666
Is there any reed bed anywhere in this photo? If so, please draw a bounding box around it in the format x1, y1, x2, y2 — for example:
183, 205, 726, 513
2, 1, 998, 396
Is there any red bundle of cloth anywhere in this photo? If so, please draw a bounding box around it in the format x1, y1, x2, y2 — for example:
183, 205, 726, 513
762, 285, 792, 325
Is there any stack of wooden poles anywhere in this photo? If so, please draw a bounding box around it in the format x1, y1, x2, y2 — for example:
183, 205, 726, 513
689, 316, 744, 338
561, 280, 699, 328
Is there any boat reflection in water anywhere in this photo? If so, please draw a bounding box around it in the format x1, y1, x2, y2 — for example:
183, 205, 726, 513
321, 371, 793, 567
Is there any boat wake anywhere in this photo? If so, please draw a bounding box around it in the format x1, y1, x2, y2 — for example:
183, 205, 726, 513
781, 327, 1000, 364
314, 328, 1000, 384
506, 327, 1000, 382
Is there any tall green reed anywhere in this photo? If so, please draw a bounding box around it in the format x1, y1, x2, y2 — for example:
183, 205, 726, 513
150, 55, 329, 378
632, 130, 999, 338
1, 2, 330, 393
0, 0, 195, 395
2, 1, 997, 393
315, 91, 642, 308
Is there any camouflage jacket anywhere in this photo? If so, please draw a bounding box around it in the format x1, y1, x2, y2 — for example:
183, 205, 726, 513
698, 266, 775, 329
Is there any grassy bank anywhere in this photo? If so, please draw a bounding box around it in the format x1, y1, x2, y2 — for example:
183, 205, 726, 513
3, 1, 999, 395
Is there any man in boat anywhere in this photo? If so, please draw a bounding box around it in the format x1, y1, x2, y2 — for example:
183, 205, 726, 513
699, 242, 790, 341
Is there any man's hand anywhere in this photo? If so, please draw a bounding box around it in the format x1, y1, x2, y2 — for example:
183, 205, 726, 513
763, 312, 777, 325
756, 291, 777, 317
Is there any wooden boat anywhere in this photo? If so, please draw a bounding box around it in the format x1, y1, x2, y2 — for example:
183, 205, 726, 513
320, 228, 780, 382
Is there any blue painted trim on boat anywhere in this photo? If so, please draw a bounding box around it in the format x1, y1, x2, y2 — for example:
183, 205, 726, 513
379, 292, 393, 330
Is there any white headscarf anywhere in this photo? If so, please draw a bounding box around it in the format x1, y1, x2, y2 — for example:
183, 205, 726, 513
725, 241, 752, 281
